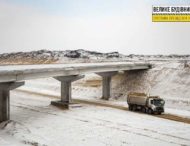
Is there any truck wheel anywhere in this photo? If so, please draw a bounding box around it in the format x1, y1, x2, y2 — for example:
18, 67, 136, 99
142, 108, 146, 113
129, 105, 132, 111
132, 105, 136, 111
147, 108, 153, 114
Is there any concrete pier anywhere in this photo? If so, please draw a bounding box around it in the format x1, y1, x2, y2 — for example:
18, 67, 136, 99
0, 82, 24, 122
97, 72, 118, 100
51, 75, 85, 108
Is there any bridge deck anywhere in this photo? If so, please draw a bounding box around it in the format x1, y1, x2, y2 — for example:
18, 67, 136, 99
0, 62, 150, 82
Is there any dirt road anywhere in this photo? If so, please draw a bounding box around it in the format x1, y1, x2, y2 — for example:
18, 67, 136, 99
16, 89, 190, 124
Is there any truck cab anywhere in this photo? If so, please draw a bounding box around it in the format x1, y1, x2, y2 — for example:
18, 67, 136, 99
148, 97, 165, 114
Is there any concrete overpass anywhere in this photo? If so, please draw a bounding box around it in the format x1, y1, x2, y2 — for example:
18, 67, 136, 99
0, 62, 150, 122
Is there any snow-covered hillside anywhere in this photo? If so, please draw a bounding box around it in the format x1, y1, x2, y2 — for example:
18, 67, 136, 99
0, 49, 124, 64
0, 49, 190, 64
112, 61, 190, 112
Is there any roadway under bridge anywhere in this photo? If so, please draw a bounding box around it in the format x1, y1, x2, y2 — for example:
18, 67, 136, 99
0, 62, 151, 123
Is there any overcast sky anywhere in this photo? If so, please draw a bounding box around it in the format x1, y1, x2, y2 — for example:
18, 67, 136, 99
0, 0, 189, 54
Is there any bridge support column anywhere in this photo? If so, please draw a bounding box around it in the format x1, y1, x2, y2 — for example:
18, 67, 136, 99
51, 75, 85, 108
0, 82, 24, 123
96, 72, 117, 100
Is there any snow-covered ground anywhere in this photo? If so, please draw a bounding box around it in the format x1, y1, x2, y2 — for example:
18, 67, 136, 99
0, 91, 190, 146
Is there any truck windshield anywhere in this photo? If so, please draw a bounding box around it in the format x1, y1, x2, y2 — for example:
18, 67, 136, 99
153, 99, 165, 106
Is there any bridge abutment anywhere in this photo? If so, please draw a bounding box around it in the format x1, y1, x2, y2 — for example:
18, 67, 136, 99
96, 72, 118, 100
0, 82, 24, 123
51, 75, 85, 108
